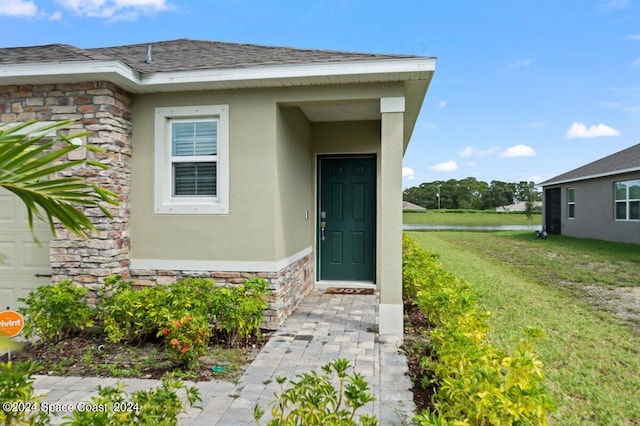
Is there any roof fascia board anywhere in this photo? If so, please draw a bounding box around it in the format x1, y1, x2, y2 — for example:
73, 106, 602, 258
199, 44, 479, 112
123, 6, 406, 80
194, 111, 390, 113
0, 60, 140, 82
540, 166, 640, 186
1, 57, 434, 93
139, 57, 436, 87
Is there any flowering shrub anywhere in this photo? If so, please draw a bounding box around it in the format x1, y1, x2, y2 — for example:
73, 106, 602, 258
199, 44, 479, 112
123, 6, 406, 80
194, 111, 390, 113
160, 315, 211, 369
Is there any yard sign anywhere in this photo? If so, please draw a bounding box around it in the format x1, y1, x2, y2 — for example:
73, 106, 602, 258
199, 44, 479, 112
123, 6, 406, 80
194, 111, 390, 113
0, 310, 24, 337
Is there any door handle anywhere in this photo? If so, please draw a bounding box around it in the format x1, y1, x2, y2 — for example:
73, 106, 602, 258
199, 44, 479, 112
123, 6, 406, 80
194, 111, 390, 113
320, 211, 326, 241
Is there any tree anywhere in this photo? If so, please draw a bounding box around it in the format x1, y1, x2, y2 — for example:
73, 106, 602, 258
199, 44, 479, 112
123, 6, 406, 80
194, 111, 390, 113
0, 120, 119, 240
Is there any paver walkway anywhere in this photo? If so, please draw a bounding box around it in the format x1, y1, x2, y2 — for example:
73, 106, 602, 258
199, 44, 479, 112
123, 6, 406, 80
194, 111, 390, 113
33, 290, 415, 425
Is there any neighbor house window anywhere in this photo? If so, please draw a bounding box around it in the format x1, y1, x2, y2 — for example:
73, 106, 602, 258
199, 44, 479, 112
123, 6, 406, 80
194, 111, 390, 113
154, 105, 229, 214
567, 187, 575, 219
615, 179, 640, 221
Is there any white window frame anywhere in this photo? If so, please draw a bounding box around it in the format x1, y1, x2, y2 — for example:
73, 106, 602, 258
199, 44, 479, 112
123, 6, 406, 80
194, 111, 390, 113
614, 179, 640, 221
154, 105, 229, 214
567, 187, 575, 219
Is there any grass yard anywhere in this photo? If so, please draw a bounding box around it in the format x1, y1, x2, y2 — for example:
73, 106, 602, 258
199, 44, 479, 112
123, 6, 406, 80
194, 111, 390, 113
407, 231, 640, 425
403, 210, 541, 226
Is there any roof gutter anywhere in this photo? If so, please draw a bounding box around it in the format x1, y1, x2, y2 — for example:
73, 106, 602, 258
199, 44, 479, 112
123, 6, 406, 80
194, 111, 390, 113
539, 166, 640, 186
0, 57, 435, 93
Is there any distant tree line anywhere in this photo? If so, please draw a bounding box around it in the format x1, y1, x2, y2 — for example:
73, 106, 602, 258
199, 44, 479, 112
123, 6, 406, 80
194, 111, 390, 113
403, 178, 542, 210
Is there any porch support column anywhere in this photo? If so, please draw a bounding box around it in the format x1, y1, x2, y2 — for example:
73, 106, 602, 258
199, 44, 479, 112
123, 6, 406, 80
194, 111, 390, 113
379, 96, 405, 338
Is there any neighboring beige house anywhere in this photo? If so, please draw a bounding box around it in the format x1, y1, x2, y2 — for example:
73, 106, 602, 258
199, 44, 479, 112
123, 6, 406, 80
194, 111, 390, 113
495, 201, 542, 212
539, 143, 640, 245
402, 201, 427, 211
0, 39, 435, 336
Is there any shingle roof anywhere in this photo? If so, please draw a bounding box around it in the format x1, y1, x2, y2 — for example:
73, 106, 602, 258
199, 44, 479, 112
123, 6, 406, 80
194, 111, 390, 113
0, 38, 421, 73
539, 143, 640, 186
0, 44, 113, 64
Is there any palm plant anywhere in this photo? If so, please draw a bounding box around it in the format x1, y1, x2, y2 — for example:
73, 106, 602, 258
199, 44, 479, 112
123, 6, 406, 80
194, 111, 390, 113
0, 120, 119, 240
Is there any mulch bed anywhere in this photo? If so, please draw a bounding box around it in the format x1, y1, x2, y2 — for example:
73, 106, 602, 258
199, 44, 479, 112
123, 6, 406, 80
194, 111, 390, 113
402, 301, 437, 413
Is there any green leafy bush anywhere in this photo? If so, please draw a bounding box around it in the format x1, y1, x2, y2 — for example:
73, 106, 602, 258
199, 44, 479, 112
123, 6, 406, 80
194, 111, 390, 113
60, 378, 201, 426
18, 280, 95, 344
0, 361, 50, 426
0, 359, 200, 426
253, 358, 377, 426
209, 277, 269, 346
402, 234, 441, 300
402, 235, 555, 425
99, 276, 168, 344
100, 275, 269, 350
99, 276, 215, 345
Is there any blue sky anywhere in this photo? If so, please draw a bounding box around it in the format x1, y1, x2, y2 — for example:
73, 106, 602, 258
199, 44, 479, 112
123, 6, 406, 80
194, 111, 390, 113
2, 0, 639, 188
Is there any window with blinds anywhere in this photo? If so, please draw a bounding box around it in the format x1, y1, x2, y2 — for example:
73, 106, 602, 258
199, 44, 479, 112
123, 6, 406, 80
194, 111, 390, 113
154, 105, 229, 215
170, 120, 218, 197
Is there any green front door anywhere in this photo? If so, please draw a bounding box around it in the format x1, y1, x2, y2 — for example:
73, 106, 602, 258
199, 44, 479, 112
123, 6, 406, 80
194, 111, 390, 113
318, 156, 375, 281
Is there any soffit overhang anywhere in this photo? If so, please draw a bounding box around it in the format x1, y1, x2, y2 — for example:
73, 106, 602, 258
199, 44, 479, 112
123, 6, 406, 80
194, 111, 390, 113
0, 57, 435, 144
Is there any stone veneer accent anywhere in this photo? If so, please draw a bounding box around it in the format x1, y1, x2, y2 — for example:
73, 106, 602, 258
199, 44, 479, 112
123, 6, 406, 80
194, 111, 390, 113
1, 81, 312, 328
0, 82, 133, 296
130, 253, 315, 330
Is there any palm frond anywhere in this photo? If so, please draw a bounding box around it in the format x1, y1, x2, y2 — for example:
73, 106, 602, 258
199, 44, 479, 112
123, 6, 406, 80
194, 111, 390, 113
0, 120, 120, 240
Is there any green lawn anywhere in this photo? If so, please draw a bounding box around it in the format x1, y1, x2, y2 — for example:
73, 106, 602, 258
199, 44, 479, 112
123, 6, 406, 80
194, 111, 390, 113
403, 210, 541, 226
407, 231, 640, 425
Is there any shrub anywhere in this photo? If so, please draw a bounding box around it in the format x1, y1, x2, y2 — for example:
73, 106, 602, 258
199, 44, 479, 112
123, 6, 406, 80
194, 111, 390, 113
0, 361, 50, 426
99, 275, 168, 344
209, 277, 269, 346
253, 358, 377, 426
60, 378, 201, 425
402, 234, 441, 300
99, 276, 215, 345
160, 315, 211, 369
100, 275, 269, 351
18, 280, 95, 344
402, 235, 555, 425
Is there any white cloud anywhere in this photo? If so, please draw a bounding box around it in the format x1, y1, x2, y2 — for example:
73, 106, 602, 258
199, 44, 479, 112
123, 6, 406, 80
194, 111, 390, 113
458, 145, 499, 157
508, 59, 532, 68
402, 167, 415, 180
55, 0, 172, 21
430, 161, 458, 172
500, 144, 536, 158
0, 0, 38, 17
626, 34, 640, 40
633, 57, 640, 67
438, 100, 447, 109
565, 122, 621, 139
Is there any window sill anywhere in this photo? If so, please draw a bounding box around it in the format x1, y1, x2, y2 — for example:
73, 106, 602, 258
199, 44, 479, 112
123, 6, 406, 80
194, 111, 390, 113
155, 200, 229, 215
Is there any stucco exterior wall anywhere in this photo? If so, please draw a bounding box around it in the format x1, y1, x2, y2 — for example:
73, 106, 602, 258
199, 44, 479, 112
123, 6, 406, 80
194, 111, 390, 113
544, 171, 640, 245
274, 106, 313, 260
130, 83, 401, 265
130, 88, 278, 263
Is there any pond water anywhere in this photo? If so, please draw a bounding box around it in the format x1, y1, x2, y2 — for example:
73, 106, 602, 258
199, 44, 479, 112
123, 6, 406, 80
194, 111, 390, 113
403, 224, 542, 231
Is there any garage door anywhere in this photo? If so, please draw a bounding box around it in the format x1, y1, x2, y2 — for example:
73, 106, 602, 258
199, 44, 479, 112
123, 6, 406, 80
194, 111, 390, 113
0, 188, 52, 311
